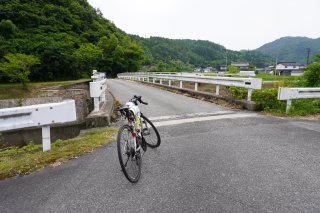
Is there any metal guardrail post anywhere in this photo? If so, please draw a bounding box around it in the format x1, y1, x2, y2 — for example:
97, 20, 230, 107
286, 99, 292, 113
42, 126, 51, 152
247, 89, 252, 101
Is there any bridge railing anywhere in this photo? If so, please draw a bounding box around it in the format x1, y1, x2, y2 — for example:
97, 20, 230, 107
118, 73, 262, 101
0, 100, 76, 151
278, 87, 320, 113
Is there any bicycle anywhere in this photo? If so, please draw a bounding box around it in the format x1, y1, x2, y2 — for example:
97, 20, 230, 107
117, 95, 161, 183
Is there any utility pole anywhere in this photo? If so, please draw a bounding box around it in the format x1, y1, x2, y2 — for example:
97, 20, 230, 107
306, 48, 311, 65
225, 48, 228, 71
275, 54, 278, 76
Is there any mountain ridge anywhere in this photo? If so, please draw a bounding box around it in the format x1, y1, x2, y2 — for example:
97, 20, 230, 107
255, 36, 320, 64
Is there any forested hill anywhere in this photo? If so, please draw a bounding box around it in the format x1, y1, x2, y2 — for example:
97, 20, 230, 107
133, 36, 273, 70
256, 36, 320, 64
0, 0, 273, 83
0, 0, 144, 81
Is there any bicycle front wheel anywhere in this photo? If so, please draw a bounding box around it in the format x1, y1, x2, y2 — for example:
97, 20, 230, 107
117, 125, 141, 183
141, 114, 161, 148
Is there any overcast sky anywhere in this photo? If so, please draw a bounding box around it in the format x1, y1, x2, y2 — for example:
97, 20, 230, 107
87, 0, 320, 51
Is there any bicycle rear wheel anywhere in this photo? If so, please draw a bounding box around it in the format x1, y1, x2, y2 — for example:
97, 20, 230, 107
141, 114, 161, 148
117, 125, 141, 183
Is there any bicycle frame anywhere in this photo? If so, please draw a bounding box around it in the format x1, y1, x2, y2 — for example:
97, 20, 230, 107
122, 101, 143, 154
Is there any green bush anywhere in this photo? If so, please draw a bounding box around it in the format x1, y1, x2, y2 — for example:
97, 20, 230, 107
229, 86, 247, 99
252, 89, 286, 113
288, 99, 320, 115
252, 89, 320, 115
304, 63, 320, 87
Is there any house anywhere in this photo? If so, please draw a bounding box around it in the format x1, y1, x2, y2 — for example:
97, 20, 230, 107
219, 65, 227, 72
193, 67, 202, 72
231, 62, 251, 71
275, 62, 305, 76
204, 67, 216, 73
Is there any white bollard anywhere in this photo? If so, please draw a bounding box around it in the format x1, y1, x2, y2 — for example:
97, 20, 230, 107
42, 126, 51, 152
286, 99, 292, 113
216, 85, 220, 95
247, 88, 252, 101
94, 98, 100, 111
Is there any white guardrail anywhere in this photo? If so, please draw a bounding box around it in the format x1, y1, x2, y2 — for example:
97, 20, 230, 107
90, 70, 107, 112
118, 73, 262, 101
0, 100, 76, 151
278, 87, 320, 113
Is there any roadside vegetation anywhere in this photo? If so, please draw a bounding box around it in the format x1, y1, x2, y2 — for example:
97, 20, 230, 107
229, 56, 320, 116
0, 128, 117, 180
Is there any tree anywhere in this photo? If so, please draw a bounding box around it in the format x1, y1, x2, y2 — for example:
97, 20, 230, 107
0, 20, 17, 39
156, 60, 166, 72
0, 53, 40, 88
73, 43, 102, 77
314, 54, 320, 63
227, 65, 239, 74
304, 62, 320, 87
122, 39, 144, 72
97, 34, 144, 76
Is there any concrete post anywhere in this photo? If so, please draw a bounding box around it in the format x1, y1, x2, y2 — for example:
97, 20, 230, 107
160, 79, 162, 84
195, 82, 198, 91
169, 80, 171, 86
94, 97, 100, 112
286, 99, 292, 114
180, 81, 183, 88
216, 85, 220, 95
101, 91, 106, 102
42, 126, 51, 152
247, 88, 252, 101
153, 78, 156, 83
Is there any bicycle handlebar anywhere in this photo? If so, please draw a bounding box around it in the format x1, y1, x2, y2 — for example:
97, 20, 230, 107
131, 95, 148, 105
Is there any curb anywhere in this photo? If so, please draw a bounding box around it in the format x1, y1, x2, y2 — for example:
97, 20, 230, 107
85, 90, 114, 128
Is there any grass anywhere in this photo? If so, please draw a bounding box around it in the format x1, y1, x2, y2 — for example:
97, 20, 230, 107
254, 73, 302, 81
0, 127, 117, 180
0, 79, 90, 100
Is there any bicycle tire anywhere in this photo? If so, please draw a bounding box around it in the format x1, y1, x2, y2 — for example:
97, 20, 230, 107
141, 114, 161, 148
117, 125, 141, 183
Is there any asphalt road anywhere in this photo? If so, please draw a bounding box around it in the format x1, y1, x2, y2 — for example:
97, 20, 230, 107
1, 79, 320, 212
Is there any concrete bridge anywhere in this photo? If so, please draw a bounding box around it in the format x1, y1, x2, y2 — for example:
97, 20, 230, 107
1, 78, 320, 212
